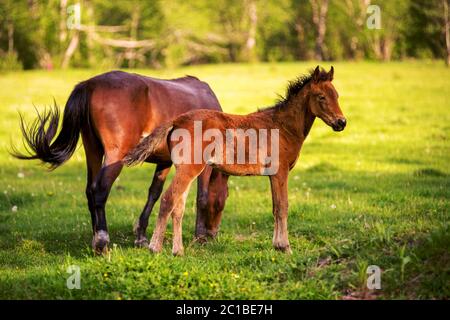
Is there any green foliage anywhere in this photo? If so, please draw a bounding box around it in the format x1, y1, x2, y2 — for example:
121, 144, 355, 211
406, 0, 448, 58
0, 0, 449, 69
0, 0, 39, 69
0, 51, 22, 70
0, 62, 449, 299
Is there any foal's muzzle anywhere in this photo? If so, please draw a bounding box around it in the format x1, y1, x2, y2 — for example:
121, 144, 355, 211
332, 118, 347, 131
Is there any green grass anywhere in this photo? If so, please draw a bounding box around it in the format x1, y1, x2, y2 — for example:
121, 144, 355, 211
0, 61, 449, 299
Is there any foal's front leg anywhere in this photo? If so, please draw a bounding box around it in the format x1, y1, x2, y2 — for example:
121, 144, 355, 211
149, 164, 205, 254
269, 171, 292, 254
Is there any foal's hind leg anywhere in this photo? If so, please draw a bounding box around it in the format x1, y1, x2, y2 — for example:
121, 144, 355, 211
149, 164, 205, 254
134, 163, 171, 247
269, 170, 292, 254
171, 186, 191, 256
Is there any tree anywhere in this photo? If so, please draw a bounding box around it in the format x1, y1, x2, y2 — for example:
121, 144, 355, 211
243, 0, 258, 62
338, 0, 370, 60
310, 0, 329, 61
406, 0, 449, 63
443, 0, 450, 65
1, 0, 449, 69
291, 0, 314, 60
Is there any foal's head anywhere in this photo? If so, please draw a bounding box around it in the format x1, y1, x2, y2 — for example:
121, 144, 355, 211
306, 66, 346, 131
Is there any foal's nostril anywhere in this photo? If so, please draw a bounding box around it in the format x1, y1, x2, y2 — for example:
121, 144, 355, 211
337, 118, 347, 128
332, 118, 346, 131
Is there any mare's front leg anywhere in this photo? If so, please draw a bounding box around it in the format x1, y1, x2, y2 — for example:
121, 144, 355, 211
203, 170, 229, 239
269, 170, 292, 254
194, 165, 213, 242
195, 167, 230, 242
149, 164, 205, 254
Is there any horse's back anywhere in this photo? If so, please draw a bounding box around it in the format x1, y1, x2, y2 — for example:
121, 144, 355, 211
84, 70, 221, 159
142, 74, 221, 112
87, 70, 220, 111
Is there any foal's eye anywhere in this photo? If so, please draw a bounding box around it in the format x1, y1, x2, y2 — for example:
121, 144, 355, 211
318, 95, 326, 102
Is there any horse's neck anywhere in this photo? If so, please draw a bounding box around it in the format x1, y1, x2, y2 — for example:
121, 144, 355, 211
276, 93, 316, 141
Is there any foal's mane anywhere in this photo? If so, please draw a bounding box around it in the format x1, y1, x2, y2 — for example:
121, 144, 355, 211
259, 68, 330, 111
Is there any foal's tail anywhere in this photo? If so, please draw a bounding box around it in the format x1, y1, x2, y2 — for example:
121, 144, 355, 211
123, 123, 174, 166
10, 82, 90, 170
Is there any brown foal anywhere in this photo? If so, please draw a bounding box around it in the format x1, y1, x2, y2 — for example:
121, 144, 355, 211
124, 66, 346, 255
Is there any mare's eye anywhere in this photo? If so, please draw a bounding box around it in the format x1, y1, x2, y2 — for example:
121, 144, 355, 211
318, 95, 326, 102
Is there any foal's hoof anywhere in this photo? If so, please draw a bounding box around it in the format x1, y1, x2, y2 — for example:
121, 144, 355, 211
134, 237, 149, 248
148, 242, 162, 254
172, 247, 185, 257
92, 231, 110, 255
273, 244, 292, 254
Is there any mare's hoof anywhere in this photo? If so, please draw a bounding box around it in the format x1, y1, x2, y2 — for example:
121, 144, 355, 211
134, 238, 149, 248
194, 230, 218, 244
194, 235, 209, 244
206, 229, 219, 238
92, 231, 110, 255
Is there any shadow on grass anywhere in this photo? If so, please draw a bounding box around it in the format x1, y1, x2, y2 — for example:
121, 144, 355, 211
0, 165, 448, 260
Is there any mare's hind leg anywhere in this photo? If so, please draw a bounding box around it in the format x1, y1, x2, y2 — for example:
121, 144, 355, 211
134, 163, 171, 247
91, 154, 124, 254
82, 130, 103, 235
149, 164, 205, 254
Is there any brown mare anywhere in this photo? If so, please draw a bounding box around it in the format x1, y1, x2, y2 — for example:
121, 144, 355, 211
124, 66, 346, 255
11, 70, 229, 254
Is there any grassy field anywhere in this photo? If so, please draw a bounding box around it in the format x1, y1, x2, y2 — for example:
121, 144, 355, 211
0, 61, 449, 299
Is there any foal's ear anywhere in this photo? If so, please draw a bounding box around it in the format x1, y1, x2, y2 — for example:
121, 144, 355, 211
328, 66, 334, 81
312, 65, 321, 83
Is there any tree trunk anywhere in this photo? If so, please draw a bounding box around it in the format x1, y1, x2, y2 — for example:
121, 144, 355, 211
381, 37, 393, 61
371, 34, 382, 60
295, 21, 307, 60
443, 0, 450, 66
344, 0, 370, 59
60, 0, 68, 45
85, 0, 95, 67
61, 31, 79, 68
244, 0, 257, 62
128, 5, 141, 68
7, 19, 14, 54
310, 0, 329, 61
